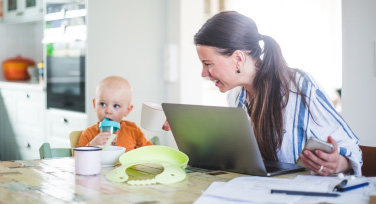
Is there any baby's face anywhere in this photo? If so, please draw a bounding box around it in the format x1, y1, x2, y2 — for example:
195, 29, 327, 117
94, 86, 132, 123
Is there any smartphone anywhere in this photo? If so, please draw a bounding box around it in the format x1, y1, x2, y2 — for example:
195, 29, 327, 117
296, 137, 334, 168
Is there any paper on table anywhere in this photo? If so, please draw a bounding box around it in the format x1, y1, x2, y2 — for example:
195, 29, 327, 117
194, 182, 264, 204
194, 175, 376, 204
194, 176, 339, 204
195, 177, 304, 204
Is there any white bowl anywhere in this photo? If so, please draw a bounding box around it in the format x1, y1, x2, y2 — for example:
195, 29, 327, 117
98, 146, 126, 167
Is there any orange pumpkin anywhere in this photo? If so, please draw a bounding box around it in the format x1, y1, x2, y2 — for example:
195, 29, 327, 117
2, 56, 36, 80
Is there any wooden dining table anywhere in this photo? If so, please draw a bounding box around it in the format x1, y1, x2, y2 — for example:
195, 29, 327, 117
0, 157, 250, 203
2, 157, 374, 204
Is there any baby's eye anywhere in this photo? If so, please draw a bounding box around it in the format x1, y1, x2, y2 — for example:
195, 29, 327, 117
100, 102, 106, 107
113, 104, 120, 109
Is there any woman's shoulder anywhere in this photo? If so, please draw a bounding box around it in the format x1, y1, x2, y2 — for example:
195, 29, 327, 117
291, 69, 320, 90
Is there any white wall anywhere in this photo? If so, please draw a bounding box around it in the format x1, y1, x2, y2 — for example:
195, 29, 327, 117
342, 0, 376, 146
87, 0, 168, 142
165, 0, 205, 148
0, 22, 43, 70
166, 0, 205, 105
226, 0, 342, 101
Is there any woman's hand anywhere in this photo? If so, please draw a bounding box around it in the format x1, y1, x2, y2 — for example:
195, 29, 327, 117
299, 136, 351, 176
88, 132, 112, 146
162, 120, 171, 131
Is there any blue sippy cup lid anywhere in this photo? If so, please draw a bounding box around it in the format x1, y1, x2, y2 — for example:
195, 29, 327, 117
99, 118, 120, 131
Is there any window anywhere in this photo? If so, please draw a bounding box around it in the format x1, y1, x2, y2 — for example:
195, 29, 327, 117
202, 0, 342, 112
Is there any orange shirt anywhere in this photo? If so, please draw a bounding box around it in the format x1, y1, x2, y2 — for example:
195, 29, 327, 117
77, 120, 153, 152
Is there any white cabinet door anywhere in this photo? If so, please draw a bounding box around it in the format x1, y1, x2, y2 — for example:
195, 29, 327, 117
0, 88, 45, 160
13, 91, 45, 140
3, 0, 43, 23
46, 109, 87, 148
13, 90, 45, 160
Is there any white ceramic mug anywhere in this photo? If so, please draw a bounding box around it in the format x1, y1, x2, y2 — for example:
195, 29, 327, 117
141, 102, 166, 131
73, 146, 102, 175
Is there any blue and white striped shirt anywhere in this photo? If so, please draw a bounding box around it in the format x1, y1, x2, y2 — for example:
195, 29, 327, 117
227, 71, 362, 176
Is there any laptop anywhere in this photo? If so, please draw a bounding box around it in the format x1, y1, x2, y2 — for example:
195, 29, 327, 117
161, 103, 306, 176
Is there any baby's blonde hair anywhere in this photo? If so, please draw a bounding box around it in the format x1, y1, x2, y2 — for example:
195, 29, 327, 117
96, 76, 133, 103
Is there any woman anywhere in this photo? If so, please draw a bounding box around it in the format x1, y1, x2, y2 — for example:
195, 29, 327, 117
193, 11, 361, 176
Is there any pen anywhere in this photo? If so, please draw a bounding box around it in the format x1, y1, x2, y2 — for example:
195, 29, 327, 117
271, 189, 340, 197
333, 179, 348, 191
336, 182, 370, 192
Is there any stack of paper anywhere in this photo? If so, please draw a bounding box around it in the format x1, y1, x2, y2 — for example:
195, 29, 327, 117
194, 175, 374, 204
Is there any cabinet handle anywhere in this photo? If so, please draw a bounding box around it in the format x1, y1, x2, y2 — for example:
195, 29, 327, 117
16, 12, 24, 16
61, 118, 68, 124
26, 94, 30, 99
24, 142, 30, 148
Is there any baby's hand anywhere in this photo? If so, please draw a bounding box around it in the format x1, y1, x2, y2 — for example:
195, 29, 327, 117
89, 132, 111, 146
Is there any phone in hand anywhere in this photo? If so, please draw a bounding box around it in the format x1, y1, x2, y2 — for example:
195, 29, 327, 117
296, 137, 334, 168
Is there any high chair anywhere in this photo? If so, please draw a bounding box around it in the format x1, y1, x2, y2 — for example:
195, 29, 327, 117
39, 143, 72, 159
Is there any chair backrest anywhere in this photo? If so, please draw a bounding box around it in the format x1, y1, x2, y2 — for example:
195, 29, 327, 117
70, 130, 82, 155
70, 130, 82, 147
359, 145, 376, 177
150, 136, 160, 145
39, 143, 72, 159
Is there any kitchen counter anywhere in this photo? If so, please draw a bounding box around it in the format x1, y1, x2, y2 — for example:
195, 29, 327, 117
0, 77, 45, 91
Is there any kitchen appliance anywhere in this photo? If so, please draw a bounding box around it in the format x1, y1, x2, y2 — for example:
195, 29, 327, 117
43, 0, 86, 113
2, 55, 35, 80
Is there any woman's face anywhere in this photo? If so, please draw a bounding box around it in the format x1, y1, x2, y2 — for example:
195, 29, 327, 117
196, 45, 239, 93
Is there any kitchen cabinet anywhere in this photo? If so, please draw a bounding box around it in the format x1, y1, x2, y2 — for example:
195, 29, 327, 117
46, 109, 87, 148
2, 0, 43, 23
0, 86, 45, 160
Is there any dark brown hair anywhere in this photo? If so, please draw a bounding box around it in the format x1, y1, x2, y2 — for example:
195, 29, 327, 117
194, 11, 301, 161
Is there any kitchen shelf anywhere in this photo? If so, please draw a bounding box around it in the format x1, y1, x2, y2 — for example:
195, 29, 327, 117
45, 9, 86, 21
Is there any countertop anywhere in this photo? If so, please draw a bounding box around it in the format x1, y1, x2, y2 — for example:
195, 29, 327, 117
0, 76, 45, 91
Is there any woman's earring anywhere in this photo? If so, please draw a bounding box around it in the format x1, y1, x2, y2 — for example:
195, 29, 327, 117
236, 65, 241, 73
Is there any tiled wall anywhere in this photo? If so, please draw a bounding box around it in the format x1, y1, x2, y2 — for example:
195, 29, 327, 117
0, 21, 43, 70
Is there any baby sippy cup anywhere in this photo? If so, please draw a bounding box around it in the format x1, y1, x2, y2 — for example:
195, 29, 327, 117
99, 118, 120, 146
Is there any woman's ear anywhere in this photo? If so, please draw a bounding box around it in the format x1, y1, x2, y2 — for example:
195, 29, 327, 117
123, 104, 134, 117
232, 50, 246, 66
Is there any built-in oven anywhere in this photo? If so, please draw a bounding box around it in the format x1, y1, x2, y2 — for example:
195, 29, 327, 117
43, 0, 86, 113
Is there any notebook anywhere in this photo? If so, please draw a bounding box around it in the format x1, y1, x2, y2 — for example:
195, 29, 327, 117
161, 103, 306, 176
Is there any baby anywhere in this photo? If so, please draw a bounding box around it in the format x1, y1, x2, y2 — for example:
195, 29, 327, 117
77, 76, 153, 151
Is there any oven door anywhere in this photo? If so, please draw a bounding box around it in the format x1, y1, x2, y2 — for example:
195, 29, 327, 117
44, 0, 86, 113
46, 41, 86, 113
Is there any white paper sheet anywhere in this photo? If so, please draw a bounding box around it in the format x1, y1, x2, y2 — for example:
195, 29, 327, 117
194, 175, 376, 204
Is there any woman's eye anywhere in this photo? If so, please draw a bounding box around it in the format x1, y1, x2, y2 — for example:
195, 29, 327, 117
204, 63, 212, 67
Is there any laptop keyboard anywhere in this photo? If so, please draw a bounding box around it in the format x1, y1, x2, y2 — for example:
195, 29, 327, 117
265, 165, 285, 172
